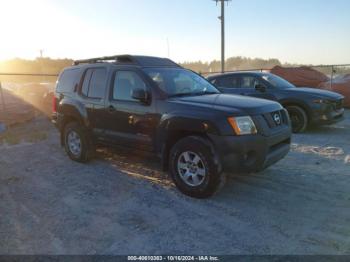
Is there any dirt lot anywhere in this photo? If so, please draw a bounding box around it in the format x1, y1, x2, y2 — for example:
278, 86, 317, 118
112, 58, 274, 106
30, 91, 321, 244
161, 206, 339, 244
0, 89, 36, 126
0, 111, 349, 255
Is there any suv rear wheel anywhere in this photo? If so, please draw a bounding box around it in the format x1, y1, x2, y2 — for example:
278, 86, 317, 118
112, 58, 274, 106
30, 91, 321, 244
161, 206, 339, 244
286, 105, 308, 133
64, 122, 92, 163
169, 136, 223, 198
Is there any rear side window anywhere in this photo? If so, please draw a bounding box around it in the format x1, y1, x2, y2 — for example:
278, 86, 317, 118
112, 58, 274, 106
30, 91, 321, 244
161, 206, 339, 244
241, 76, 259, 89
215, 76, 240, 88
81, 68, 107, 99
57, 69, 81, 93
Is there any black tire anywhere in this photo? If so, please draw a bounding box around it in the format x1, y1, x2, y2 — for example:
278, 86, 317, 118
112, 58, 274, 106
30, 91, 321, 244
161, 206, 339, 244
286, 105, 308, 133
63, 122, 93, 163
169, 136, 223, 198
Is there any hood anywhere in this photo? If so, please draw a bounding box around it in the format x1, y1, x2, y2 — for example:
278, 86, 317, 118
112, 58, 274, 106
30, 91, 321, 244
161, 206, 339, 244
287, 87, 344, 100
169, 94, 282, 115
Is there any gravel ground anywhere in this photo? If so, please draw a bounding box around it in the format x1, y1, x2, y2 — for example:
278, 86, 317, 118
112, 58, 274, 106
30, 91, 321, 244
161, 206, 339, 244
0, 89, 35, 126
0, 111, 349, 255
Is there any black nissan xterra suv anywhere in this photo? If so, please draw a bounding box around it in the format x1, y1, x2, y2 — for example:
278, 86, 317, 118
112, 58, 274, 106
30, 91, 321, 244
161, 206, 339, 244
52, 55, 292, 198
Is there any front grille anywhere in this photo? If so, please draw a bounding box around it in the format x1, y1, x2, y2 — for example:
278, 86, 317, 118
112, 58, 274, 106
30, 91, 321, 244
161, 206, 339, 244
263, 110, 287, 129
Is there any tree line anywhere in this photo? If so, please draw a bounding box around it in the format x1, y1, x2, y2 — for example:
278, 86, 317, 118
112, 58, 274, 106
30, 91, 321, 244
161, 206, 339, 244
0, 56, 295, 76
180, 57, 286, 73
0, 57, 73, 83
0, 56, 347, 83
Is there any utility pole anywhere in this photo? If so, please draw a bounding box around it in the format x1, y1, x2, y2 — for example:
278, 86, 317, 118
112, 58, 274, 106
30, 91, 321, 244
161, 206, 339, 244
214, 0, 231, 73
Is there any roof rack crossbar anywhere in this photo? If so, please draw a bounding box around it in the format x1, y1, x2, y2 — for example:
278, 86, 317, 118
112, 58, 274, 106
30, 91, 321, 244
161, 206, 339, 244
73, 55, 181, 68
73, 55, 135, 65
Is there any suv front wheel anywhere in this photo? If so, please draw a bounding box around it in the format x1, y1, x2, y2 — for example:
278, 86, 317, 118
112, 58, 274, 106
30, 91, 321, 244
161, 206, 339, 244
64, 122, 92, 163
169, 136, 223, 198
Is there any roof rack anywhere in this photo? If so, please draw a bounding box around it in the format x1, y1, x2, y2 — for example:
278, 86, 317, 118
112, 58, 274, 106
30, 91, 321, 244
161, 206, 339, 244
73, 55, 135, 65
73, 55, 181, 68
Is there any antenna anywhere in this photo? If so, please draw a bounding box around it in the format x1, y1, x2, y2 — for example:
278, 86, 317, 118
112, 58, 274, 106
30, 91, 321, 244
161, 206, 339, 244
213, 0, 231, 73
166, 38, 170, 58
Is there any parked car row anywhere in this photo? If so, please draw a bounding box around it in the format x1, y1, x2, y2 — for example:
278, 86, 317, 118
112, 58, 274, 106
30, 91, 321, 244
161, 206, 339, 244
52, 55, 344, 198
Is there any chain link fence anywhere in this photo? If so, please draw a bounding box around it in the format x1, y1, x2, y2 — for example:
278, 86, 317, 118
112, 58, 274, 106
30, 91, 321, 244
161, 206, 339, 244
0, 63, 349, 128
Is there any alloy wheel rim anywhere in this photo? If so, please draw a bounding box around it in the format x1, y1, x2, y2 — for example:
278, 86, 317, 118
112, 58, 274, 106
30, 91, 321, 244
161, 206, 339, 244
290, 111, 303, 131
67, 131, 82, 156
177, 151, 206, 187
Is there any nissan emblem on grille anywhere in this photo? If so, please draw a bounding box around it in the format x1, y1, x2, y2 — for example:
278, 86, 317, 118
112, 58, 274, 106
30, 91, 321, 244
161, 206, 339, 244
273, 113, 281, 125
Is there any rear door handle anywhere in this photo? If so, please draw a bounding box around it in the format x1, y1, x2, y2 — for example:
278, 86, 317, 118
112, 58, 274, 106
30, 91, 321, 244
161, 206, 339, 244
108, 105, 116, 113
128, 115, 134, 124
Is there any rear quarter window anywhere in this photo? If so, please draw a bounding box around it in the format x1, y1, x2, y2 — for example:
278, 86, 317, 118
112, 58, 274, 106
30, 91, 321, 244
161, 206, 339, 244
56, 68, 82, 93
88, 68, 107, 98
81, 68, 107, 99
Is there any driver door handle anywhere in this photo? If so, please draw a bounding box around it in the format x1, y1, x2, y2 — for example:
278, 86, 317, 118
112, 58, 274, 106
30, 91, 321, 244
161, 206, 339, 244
108, 105, 116, 113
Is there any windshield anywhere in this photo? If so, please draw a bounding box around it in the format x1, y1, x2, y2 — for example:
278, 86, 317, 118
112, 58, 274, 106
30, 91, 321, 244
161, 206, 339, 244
261, 73, 295, 89
144, 68, 220, 97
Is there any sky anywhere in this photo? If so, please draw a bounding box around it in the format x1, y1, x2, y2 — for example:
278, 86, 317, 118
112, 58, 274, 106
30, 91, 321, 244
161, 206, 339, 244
0, 0, 349, 65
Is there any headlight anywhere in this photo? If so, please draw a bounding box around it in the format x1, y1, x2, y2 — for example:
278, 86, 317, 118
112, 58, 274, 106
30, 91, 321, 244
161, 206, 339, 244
228, 116, 257, 135
313, 99, 331, 104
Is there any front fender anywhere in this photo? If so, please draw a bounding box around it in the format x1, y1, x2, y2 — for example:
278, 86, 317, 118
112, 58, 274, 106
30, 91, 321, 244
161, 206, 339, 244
155, 112, 221, 158
161, 114, 219, 133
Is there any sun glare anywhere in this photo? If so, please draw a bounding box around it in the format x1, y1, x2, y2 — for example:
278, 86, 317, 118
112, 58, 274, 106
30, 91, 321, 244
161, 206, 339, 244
0, 0, 90, 60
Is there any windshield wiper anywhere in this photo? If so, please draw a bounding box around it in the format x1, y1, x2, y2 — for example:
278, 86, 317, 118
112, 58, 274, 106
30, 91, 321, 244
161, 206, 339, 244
169, 91, 218, 98
189, 91, 219, 96
200, 91, 219, 95
168, 93, 195, 98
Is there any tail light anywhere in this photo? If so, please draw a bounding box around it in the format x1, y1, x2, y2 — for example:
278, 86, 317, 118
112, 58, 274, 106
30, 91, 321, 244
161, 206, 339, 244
52, 95, 57, 113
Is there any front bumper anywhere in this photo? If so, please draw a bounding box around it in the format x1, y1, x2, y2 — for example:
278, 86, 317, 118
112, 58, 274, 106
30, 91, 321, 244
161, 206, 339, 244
209, 127, 291, 173
311, 107, 345, 125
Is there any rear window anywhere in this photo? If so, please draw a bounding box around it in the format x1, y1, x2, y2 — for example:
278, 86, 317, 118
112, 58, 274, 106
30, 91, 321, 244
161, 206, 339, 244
57, 68, 81, 93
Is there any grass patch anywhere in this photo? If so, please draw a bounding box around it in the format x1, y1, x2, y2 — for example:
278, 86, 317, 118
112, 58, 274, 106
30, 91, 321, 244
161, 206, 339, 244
27, 131, 48, 143
0, 132, 21, 145
2, 176, 22, 184
0, 128, 47, 145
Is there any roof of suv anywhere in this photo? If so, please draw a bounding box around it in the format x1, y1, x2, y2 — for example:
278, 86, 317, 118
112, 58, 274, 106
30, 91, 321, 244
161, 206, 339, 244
72, 55, 181, 68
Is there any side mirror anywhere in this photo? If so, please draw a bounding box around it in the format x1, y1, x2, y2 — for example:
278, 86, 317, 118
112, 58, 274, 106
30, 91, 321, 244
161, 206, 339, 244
255, 84, 266, 92
132, 88, 149, 104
